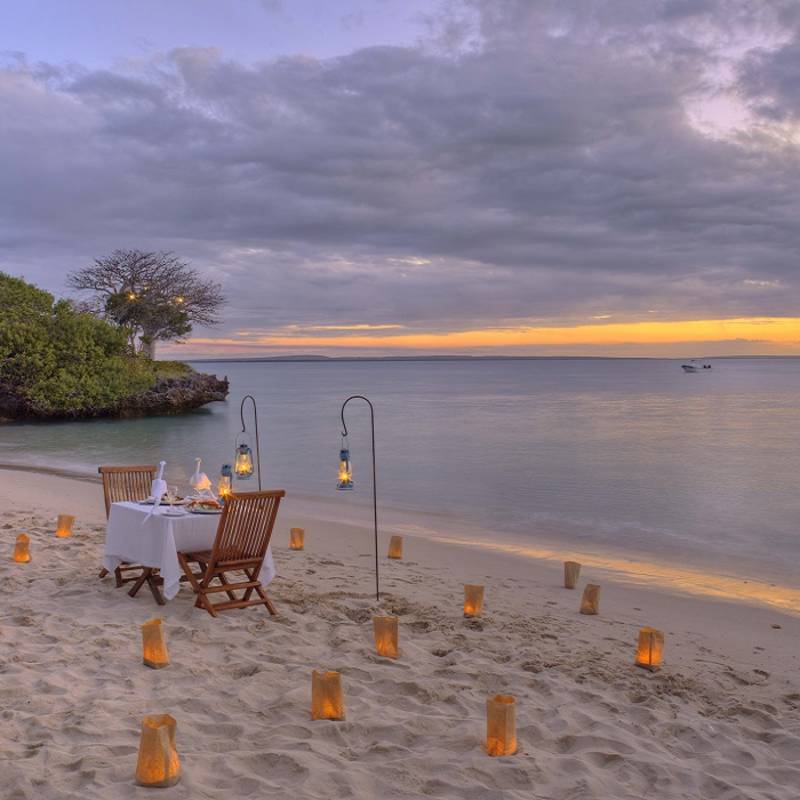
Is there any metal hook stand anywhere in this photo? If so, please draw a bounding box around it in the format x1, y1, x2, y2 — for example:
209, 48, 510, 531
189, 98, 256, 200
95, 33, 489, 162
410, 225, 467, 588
240, 394, 262, 491
340, 395, 379, 602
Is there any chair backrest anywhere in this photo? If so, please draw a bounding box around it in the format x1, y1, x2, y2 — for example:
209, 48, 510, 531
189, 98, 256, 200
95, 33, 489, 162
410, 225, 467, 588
98, 465, 158, 519
210, 490, 285, 564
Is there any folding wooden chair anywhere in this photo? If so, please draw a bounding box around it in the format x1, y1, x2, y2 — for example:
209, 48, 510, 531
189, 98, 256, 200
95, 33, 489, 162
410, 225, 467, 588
177, 490, 284, 617
97, 465, 163, 603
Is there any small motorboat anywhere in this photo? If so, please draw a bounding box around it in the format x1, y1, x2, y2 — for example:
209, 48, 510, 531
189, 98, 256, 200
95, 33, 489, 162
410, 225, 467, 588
681, 360, 711, 372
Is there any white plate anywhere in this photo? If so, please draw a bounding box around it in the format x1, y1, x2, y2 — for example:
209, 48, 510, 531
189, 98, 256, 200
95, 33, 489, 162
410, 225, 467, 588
189, 507, 222, 515
161, 509, 187, 517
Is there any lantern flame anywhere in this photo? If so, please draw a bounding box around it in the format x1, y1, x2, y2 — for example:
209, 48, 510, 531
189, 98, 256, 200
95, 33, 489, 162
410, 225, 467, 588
337, 448, 353, 490
234, 444, 254, 479
12, 533, 30, 563
486, 695, 517, 756
635, 627, 665, 671
56, 514, 75, 538
373, 616, 399, 659
311, 670, 345, 720
387, 535, 403, 559
289, 528, 305, 550
464, 584, 485, 617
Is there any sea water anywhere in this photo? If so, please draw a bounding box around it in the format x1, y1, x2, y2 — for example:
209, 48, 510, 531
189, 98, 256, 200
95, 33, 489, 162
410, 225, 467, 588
2, 358, 798, 586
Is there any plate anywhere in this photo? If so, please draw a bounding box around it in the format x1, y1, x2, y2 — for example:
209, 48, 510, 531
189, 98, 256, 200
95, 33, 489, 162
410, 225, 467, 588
162, 509, 187, 517
189, 507, 222, 515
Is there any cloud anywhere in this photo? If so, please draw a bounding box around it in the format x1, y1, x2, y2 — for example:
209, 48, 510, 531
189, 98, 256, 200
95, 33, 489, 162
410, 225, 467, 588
0, 0, 799, 354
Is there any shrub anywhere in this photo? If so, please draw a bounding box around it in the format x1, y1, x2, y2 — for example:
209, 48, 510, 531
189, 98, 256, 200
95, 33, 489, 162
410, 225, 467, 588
0, 273, 157, 415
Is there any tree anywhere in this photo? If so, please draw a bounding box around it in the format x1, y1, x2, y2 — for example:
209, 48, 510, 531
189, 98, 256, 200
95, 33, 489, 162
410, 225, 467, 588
67, 250, 224, 358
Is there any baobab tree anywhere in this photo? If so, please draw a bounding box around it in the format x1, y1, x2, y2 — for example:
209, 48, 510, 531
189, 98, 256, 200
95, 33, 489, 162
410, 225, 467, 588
68, 250, 224, 358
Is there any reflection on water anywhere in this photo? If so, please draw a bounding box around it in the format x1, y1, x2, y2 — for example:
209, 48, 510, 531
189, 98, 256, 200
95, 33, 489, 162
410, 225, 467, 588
1, 357, 798, 588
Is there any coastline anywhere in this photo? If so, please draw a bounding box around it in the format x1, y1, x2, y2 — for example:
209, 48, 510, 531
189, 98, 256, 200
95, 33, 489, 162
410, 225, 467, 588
3, 464, 798, 616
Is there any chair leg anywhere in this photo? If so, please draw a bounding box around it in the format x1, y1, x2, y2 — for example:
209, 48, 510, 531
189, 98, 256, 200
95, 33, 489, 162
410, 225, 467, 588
147, 572, 165, 606
247, 568, 277, 615
99, 568, 109, 579
128, 570, 149, 598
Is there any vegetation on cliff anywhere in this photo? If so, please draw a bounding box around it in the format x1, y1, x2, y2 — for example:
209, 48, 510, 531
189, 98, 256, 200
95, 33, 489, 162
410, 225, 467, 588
0, 273, 227, 419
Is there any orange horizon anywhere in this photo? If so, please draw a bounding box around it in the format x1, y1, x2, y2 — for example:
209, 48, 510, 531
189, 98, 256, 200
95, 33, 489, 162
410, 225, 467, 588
161, 316, 800, 357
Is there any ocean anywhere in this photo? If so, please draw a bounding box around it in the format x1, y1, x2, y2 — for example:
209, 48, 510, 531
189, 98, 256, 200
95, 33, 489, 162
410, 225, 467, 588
2, 357, 798, 588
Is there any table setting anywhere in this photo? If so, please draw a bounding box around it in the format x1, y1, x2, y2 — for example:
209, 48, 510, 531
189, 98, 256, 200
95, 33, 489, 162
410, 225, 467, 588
102, 459, 275, 601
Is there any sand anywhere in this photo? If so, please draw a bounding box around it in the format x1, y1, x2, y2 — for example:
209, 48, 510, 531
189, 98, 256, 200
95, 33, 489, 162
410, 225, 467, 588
1, 470, 798, 799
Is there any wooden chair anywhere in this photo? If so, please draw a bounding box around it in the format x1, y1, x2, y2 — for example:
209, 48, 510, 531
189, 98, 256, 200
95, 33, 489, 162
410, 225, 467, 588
97, 465, 162, 602
178, 490, 284, 617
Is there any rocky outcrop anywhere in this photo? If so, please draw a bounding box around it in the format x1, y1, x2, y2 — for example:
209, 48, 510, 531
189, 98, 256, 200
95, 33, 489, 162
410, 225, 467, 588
0, 371, 229, 421
116, 372, 229, 418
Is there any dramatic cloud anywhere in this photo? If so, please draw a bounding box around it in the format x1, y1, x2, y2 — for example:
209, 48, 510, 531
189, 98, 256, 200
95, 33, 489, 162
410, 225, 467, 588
1, 0, 799, 354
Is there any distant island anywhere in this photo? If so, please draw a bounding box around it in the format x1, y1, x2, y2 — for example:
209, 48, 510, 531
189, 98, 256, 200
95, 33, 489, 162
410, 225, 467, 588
0, 273, 227, 421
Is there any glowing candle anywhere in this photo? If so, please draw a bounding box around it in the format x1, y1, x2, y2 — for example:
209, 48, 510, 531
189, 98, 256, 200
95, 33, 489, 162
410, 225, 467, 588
311, 670, 345, 720
635, 627, 664, 671
135, 714, 181, 787
373, 616, 399, 659
289, 527, 305, 550
464, 584, 485, 617
12, 533, 30, 563
387, 535, 403, 559
56, 514, 75, 538
486, 695, 517, 756
141, 619, 170, 669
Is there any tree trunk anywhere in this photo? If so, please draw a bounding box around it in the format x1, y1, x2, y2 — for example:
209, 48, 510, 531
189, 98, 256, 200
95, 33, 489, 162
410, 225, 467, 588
141, 338, 156, 360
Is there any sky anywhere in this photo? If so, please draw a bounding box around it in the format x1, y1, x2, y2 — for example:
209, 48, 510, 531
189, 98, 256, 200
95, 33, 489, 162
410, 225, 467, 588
1, 0, 799, 358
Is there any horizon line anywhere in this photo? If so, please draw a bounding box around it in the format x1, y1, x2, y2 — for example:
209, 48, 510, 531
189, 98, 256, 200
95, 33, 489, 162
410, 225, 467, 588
175, 353, 800, 363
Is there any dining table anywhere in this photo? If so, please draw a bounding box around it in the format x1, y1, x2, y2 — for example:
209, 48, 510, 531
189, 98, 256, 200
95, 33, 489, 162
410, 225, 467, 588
102, 501, 276, 602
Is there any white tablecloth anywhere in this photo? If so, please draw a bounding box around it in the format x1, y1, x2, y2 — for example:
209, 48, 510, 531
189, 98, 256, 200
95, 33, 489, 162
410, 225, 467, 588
103, 502, 276, 600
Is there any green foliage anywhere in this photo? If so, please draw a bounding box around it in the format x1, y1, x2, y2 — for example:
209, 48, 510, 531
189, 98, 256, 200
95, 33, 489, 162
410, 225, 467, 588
0, 273, 160, 415
152, 360, 193, 379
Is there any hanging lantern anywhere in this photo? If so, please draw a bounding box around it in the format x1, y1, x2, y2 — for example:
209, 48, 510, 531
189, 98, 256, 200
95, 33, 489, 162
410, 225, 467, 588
580, 583, 601, 615
311, 670, 345, 720
217, 474, 231, 500
141, 619, 170, 669
234, 435, 255, 480
56, 514, 75, 538
12, 533, 30, 563
373, 616, 399, 659
336, 440, 353, 490
635, 627, 665, 671
387, 535, 403, 559
289, 527, 305, 550
486, 695, 517, 756
135, 714, 181, 787
464, 584, 485, 617
564, 561, 581, 589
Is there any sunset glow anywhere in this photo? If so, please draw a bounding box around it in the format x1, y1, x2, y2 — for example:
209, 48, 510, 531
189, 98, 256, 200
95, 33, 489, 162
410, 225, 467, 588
169, 316, 800, 357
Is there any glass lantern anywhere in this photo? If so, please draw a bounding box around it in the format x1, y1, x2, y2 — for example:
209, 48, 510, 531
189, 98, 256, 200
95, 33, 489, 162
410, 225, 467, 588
337, 440, 353, 490
234, 436, 254, 480
218, 464, 232, 502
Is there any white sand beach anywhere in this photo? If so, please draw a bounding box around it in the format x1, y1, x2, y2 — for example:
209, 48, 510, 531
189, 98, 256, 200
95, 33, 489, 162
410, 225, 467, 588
2, 470, 798, 799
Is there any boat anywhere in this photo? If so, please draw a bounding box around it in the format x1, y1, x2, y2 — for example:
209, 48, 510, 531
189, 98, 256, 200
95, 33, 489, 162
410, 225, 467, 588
681, 360, 711, 372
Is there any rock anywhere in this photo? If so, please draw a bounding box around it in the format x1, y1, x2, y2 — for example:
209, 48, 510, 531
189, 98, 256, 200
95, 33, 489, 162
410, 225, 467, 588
0, 370, 228, 421
117, 373, 229, 417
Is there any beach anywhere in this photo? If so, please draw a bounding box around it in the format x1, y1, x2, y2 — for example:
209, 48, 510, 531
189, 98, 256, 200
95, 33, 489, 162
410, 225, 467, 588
2, 469, 798, 799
